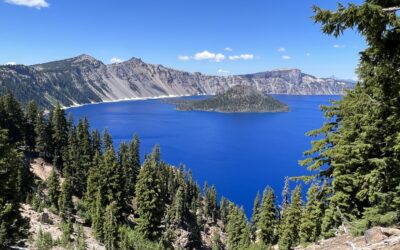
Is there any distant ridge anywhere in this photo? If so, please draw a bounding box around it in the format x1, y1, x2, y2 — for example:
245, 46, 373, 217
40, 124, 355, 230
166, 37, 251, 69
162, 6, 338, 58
0, 54, 354, 108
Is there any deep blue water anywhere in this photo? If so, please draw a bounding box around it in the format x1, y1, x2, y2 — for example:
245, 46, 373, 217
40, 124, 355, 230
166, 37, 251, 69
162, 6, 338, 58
67, 95, 339, 217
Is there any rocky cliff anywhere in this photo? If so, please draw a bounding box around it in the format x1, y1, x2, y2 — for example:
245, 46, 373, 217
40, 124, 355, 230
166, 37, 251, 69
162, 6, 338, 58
0, 54, 354, 108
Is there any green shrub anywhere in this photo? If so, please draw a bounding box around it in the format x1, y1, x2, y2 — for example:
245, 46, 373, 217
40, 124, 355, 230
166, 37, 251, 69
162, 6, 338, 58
34, 229, 54, 250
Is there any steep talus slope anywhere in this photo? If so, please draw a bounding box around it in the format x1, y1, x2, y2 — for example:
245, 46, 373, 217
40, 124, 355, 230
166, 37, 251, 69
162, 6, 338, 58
0, 54, 354, 108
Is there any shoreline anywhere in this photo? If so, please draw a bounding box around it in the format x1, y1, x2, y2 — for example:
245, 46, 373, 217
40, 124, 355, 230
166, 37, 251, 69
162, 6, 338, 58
63, 94, 208, 110
63, 93, 342, 110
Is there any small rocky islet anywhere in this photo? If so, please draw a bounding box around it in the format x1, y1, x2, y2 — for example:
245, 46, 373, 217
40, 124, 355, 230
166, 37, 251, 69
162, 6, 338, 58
171, 85, 289, 113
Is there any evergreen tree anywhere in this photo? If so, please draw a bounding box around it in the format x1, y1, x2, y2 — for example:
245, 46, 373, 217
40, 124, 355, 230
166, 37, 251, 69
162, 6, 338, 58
169, 186, 185, 226
220, 196, 229, 226
256, 186, 277, 245
51, 103, 68, 170
92, 190, 104, 240
24, 100, 39, 151
281, 176, 290, 214
251, 191, 261, 226
103, 202, 118, 250
59, 172, 74, 220
278, 185, 303, 250
118, 142, 131, 212
301, 0, 400, 235
84, 152, 103, 220
128, 133, 141, 196
91, 129, 102, 154
102, 146, 125, 219
76, 117, 92, 195
0, 130, 29, 247
0, 91, 25, 144
35, 111, 52, 159
135, 148, 164, 240
203, 182, 218, 220
47, 168, 60, 210
300, 183, 323, 244
226, 204, 250, 250
103, 129, 113, 151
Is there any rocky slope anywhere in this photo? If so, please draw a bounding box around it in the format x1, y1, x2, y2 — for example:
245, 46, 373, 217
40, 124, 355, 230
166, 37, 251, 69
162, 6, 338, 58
0, 54, 354, 108
174, 85, 289, 113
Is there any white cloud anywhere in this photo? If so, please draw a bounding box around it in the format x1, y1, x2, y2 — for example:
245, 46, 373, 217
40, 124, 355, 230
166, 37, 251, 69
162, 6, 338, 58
217, 69, 230, 74
282, 55, 291, 60
214, 53, 225, 62
4, 0, 49, 9
278, 47, 286, 52
110, 57, 123, 64
5, 61, 16, 65
224, 47, 233, 52
177, 55, 190, 61
194, 51, 225, 62
228, 54, 254, 61
333, 44, 346, 49
306, 53, 311, 57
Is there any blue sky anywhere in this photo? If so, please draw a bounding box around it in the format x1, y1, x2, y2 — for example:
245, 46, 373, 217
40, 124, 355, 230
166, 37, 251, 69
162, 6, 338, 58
0, 0, 364, 79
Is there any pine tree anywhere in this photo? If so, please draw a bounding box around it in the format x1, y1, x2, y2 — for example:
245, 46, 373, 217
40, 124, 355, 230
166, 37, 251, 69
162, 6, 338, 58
103, 202, 118, 250
76, 117, 92, 195
300, 0, 400, 235
226, 204, 250, 250
59, 172, 74, 220
51, 103, 68, 170
135, 149, 164, 240
256, 186, 277, 245
0, 130, 29, 247
118, 142, 131, 212
103, 129, 113, 151
278, 185, 303, 250
47, 168, 60, 210
24, 100, 39, 151
281, 176, 290, 215
102, 146, 125, 220
170, 186, 185, 226
84, 152, 103, 220
35, 111, 52, 159
220, 196, 229, 226
91, 129, 102, 154
128, 133, 141, 196
92, 190, 104, 240
251, 191, 261, 226
0, 91, 25, 145
300, 183, 323, 244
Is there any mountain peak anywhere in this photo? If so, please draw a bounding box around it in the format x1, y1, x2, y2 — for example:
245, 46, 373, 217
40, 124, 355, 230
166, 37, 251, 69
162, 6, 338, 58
73, 54, 102, 64
126, 57, 144, 64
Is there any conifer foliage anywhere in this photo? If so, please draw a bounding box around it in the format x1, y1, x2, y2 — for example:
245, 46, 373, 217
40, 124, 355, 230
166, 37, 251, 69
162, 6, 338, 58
300, 0, 400, 237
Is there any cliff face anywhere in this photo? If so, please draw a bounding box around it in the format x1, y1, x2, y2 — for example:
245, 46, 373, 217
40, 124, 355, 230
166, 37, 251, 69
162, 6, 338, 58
0, 54, 354, 108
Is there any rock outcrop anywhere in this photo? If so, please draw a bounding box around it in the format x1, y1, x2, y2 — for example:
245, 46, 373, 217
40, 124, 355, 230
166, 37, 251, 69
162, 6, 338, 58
0, 54, 354, 108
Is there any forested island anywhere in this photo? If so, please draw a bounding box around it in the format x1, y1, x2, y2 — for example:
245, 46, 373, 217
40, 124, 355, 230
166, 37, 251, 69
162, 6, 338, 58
173, 85, 289, 113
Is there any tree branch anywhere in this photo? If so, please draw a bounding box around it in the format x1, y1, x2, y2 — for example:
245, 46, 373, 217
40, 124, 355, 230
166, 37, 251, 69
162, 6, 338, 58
382, 6, 400, 12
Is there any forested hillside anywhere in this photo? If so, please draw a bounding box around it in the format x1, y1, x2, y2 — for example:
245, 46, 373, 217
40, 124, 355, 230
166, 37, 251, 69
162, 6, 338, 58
174, 85, 289, 113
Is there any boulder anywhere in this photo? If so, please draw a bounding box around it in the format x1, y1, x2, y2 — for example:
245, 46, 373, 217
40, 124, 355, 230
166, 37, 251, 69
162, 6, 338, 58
364, 227, 387, 244
39, 212, 52, 225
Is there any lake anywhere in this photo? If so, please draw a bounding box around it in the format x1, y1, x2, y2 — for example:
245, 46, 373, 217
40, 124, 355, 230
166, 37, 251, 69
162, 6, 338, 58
67, 95, 339, 217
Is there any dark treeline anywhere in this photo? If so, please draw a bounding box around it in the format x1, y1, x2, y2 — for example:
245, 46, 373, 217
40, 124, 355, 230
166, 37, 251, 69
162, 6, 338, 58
0, 90, 335, 250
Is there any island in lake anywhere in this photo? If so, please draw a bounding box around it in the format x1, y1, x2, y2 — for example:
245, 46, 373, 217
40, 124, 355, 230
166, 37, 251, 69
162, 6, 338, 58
172, 85, 289, 113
